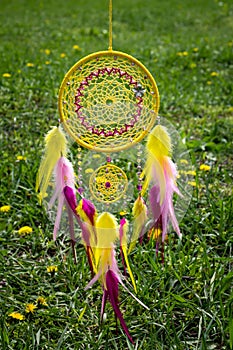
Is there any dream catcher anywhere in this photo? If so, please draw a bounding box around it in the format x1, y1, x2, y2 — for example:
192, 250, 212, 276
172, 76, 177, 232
36, 1, 183, 343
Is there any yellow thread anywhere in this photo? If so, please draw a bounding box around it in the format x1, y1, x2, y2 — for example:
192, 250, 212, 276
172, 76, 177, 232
59, 50, 159, 152
109, 0, 113, 51
89, 164, 128, 203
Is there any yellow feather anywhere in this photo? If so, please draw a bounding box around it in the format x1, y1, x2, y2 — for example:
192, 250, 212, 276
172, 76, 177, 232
121, 220, 137, 293
147, 125, 172, 159
128, 196, 148, 253
36, 126, 67, 203
141, 125, 172, 204
94, 212, 118, 287
96, 212, 118, 249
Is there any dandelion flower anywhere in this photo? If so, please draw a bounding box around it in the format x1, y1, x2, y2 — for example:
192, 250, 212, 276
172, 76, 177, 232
192, 47, 199, 52
199, 164, 211, 171
0, 205, 11, 213
2, 73, 11, 78
60, 53, 66, 58
25, 303, 37, 313
45, 61, 51, 65
210, 71, 219, 77
180, 159, 189, 164
26, 63, 34, 67
73, 44, 81, 51
188, 181, 197, 187
207, 81, 212, 85
189, 62, 197, 69
36, 296, 48, 306
16, 155, 26, 161
85, 168, 94, 174
18, 226, 33, 235
185, 170, 196, 176
92, 154, 101, 159
182, 51, 188, 56
47, 265, 58, 273
119, 210, 127, 216
44, 49, 51, 55
9, 312, 25, 320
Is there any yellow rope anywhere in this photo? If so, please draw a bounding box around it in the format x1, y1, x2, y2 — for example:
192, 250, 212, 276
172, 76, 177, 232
108, 0, 113, 51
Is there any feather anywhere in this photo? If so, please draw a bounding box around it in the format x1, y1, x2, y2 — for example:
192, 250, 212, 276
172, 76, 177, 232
106, 270, 134, 344
48, 156, 75, 241
76, 198, 97, 247
63, 186, 96, 273
119, 218, 137, 293
36, 126, 67, 203
141, 124, 172, 205
85, 212, 119, 288
141, 124, 182, 243
128, 196, 148, 253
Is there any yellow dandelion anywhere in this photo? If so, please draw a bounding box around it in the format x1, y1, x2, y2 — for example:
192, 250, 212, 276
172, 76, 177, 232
180, 159, 189, 164
45, 61, 51, 65
119, 210, 127, 216
188, 181, 197, 187
0, 205, 11, 213
44, 49, 51, 55
199, 164, 211, 171
92, 154, 101, 159
26, 63, 34, 67
73, 44, 81, 51
182, 51, 188, 56
47, 265, 58, 273
192, 47, 199, 52
210, 71, 219, 77
36, 296, 48, 306
185, 170, 197, 176
2, 73, 11, 78
85, 168, 94, 174
60, 53, 66, 58
177, 52, 183, 57
16, 155, 26, 161
9, 312, 25, 320
228, 107, 233, 113
189, 62, 197, 69
25, 303, 37, 313
18, 226, 33, 235
207, 81, 212, 85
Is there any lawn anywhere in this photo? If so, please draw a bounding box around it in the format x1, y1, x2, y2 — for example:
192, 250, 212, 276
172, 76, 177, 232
0, 0, 233, 349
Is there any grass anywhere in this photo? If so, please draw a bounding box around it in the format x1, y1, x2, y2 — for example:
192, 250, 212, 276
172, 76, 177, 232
0, 0, 233, 348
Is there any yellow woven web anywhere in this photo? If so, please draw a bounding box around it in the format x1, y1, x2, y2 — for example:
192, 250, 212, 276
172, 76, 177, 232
59, 50, 159, 152
89, 164, 128, 203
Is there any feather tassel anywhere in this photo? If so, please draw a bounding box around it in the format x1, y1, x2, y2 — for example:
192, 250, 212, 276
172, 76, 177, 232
48, 156, 75, 241
36, 126, 67, 203
119, 218, 137, 293
142, 124, 182, 242
85, 212, 134, 344
128, 196, 148, 253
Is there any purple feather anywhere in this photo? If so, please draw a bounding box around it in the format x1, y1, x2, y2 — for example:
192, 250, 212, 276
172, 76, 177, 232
149, 185, 161, 222
82, 198, 96, 226
106, 269, 134, 344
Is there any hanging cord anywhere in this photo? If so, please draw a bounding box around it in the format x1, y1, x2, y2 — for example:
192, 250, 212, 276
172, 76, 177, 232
108, 0, 113, 50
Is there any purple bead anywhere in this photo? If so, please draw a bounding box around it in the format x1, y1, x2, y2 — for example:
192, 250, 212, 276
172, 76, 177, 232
106, 156, 111, 163
78, 187, 84, 195
137, 184, 142, 191
105, 182, 111, 188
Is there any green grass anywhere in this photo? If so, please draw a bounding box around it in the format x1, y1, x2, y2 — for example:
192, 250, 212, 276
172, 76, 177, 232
0, 0, 233, 349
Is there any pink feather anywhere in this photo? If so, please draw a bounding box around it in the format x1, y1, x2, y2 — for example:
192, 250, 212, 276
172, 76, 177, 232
48, 157, 76, 240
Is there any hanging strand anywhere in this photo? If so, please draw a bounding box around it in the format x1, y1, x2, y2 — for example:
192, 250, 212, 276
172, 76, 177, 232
108, 0, 113, 50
